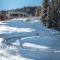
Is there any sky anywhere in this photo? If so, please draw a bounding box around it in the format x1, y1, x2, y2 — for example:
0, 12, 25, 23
0, 0, 43, 10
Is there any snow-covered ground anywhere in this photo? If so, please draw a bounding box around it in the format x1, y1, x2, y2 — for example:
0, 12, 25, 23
0, 18, 60, 60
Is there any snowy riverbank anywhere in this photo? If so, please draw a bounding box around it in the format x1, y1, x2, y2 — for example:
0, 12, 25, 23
0, 19, 60, 60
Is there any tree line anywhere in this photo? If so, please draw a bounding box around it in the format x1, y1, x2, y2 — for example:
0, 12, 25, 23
0, 6, 41, 20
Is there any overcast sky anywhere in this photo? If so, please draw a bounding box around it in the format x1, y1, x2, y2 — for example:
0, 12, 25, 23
0, 0, 43, 10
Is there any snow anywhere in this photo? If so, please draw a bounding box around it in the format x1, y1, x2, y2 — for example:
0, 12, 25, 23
12, 39, 20, 46
0, 18, 60, 60
0, 38, 33, 60
23, 43, 50, 50
0, 25, 35, 34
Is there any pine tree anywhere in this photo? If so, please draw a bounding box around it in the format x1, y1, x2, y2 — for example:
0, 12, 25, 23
42, 0, 60, 30
51, 0, 60, 28
41, 0, 50, 26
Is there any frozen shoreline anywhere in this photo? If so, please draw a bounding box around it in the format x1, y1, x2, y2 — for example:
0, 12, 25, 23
0, 19, 60, 60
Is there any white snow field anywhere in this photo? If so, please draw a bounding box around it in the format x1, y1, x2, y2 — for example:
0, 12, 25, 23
0, 18, 60, 60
